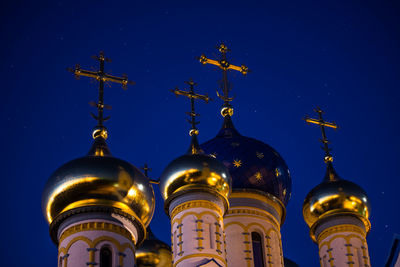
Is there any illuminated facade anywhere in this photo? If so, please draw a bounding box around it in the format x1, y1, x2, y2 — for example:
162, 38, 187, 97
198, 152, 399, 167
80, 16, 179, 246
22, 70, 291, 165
42, 46, 372, 267
42, 52, 156, 267
302, 108, 371, 267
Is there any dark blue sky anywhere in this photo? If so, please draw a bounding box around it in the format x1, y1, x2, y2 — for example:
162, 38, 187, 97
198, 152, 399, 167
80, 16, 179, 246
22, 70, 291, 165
1, 1, 399, 266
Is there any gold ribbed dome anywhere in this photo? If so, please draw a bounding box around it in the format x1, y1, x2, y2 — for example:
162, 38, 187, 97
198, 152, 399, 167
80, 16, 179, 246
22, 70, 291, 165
303, 163, 370, 240
42, 133, 155, 231
136, 228, 172, 267
159, 135, 232, 211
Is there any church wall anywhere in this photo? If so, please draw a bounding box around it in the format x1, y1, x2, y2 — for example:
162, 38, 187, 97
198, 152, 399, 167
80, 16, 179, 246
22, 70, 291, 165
317, 224, 371, 267
224, 205, 283, 267
58, 219, 136, 267
169, 199, 227, 267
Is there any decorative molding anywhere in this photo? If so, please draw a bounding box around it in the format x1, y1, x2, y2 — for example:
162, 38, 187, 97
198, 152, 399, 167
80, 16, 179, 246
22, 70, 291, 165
196, 219, 204, 251
171, 232, 174, 258
87, 248, 96, 267
361, 244, 370, 267
319, 233, 366, 253
60, 253, 69, 267
59, 235, 92, 255
318, 225, 370, 267
172, 253, 227, 267
345, 241, 354, 267
317, 224, 366, 245
224, 221, 283, 267
225, 207, 280, 230
178, 222, 183, 255
215, 222, 222, 255
118, 252, 124, 267
224, 220, 280, 239
59, 221, 134, 245
265, 232, 272, 266
223, 230, 227, 255
172, 211, 221, 227
49, 205, 145, 245
242, 232, 252, 267
229, 191, 285, 223
170, 200, 223, 219
170, 200, 227, 263
58, 234, 135, 263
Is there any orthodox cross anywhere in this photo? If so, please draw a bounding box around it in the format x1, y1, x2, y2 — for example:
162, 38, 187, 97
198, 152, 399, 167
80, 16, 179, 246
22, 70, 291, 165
140, 163, 159, 184
141, 163, 152, 177
304, 107, 338, 163
68, 51, 135, 127
171, 79, 210, 136
199, 43, 248, 115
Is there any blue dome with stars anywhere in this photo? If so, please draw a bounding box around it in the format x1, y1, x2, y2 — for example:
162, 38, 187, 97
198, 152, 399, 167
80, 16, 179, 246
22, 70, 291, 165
201, 115, 291, 205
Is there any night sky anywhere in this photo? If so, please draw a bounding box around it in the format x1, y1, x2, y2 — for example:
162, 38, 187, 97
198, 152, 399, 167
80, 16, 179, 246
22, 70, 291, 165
2, 1, 400, 266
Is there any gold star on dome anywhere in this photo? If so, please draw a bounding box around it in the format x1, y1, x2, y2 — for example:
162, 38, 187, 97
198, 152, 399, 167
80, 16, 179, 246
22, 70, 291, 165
255, 171, 263, 181
283, 188, 287, 196
256, 152, 264, 159
233, 159, 242, 168
210, 152, 217, 158
275, 168, 281, 177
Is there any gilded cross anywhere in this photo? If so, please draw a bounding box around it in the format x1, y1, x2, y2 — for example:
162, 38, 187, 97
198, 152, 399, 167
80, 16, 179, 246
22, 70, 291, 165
140, 163, 159, 184
199, 43, 248, 116
68, 51, 135, 127
171, 79, 210, 136
141, 163, 152, 177
304, 107, 338, 163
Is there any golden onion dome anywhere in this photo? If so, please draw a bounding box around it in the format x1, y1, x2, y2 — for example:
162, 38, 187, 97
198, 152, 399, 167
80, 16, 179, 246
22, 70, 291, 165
303, 163, 370, 240
159, 135, 232, 211
42, 129, 155, 235
136, 228, 172, 267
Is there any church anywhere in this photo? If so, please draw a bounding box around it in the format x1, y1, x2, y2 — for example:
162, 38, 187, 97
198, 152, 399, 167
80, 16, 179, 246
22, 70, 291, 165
41, 44, 373, 267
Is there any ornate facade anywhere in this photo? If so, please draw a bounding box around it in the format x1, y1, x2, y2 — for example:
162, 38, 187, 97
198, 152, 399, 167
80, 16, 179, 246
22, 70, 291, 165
42, 46, 372, 267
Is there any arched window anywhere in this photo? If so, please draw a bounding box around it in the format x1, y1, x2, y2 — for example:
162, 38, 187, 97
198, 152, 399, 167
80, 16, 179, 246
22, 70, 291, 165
100, 246, 112, 267
252, 232, 265, 267
59, 256, 62, 267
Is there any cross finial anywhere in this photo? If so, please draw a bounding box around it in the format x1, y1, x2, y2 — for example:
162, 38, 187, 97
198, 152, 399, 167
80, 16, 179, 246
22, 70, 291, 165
304, 107, 338, 164
140, 163, 160, 184
199, 43, 249, 117
171, 78, 210, 136
141, 163, 152, 177
68, 51, 135, 139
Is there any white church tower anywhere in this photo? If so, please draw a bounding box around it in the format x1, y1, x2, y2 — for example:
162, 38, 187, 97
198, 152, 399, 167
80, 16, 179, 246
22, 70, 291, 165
200, 44, 291, 267
201, 113, 290, 267
42, 52, 155, 267
302, 108, 371, 267
44, 46, 373, 267
160, 79, 232, 267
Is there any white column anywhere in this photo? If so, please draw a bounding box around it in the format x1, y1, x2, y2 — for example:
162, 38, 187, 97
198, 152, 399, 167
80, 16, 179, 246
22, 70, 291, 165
223, 191, 285, 267
57, 218, 137, 267
317, 224, 371, 267
169, 194, 227, 267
